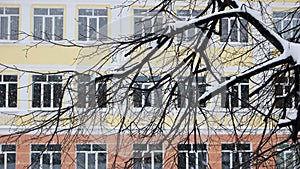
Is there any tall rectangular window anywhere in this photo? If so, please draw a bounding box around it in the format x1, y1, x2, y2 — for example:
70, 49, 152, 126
273, 11, 300, 42
78, 8, 108, 41
276, 144, 300, 169
32, 75, 62, 108
177, 76, 206, 108
31, 144, 61, 169
0, 75, 17, 108
178, 143, 207, 169
222, 143, 251, 169
0, 7, 19, 40
76, 144, 107, 169
133, 9, 163, 39
275, 76, 294, 108
0, 144, 16, 169
33, 8, 64, 41
132, 143, 163, 169
177, 9, 203, 41
133, 76, 162, 108
220, 18, 249, 43
221, 77, 249, 108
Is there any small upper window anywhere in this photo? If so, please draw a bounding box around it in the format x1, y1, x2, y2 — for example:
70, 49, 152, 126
78, 8, 108, 41
220, 17, 249, 43
133, 9, 163, 39
273, 11, 300, 42
33, 8, 64, 41
0, 7, 19, 40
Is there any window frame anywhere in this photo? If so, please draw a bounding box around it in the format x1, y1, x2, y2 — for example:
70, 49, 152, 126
177, 143, 208, 169
221, 77, 249, 108
133, 8, 163, 39
30, 144, 62, 169
31, 74, 63, 109
220, 17, 249, 43
32, 7, 64, 41
0, 75, 18, 108
132, 143, 164, 169
76, 143, 107, 169
77, 8, 108, 41
0, 7, 19, 41
221, 143, 252, 169
0, 144, 16, 169
274, 76, 296, 109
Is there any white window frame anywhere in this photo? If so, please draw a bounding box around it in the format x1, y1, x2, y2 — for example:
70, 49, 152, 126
0, 144, 16, 169
30, 144, 61, 169
177, 76, 206, 108
276, 144, 300, 169
77, 8, 108, 41
132, 143, 163, 169
221, 77, 249, 108
221, 143, 251, 169
0, 7, 19, 41
32, 74, 62, 108
176, 9, 203, 42
220, 17, 249, 43
177, 143, 208, 169
33, 8, 64, 41
76, 144, 107, 169
0, 75, 17, 108
133, 9, 163, 38
273, 11, 300, 42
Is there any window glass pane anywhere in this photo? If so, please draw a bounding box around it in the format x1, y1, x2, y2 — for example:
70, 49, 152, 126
6, 8, 19, 14
31, 153, 41, 169
77, 144, 91, 151
98, 153, 106, 169
154, 152, 163, 169
89, 18, 97, 40
0, 8, 3, 14
10, 16, 19, 40
230, 19, 238, 42
241, 152, 250, 169
31, 144, 46, 151
222, 152, 230, 169
0, 17, 8, 40
76, 153, 85, 169
222, 144, 235, 150
93, 144, 106, 151
178, 152, 186, 169
133, 85, 142, 107
94, 9, 107, 16
50, 8, 63, 15
198, 152, 207, 169
241, 85, 249, 108
42, 154, 50, 169
133, 144, 147, 151
8, 83, 17, 107
134, 17, 143, 38
43, 84, 51, 107
0, 154, 4, 169
221, 18, 228, 42
143, 152, 151, 169
34, 8, 48, 15
240, 19, 249, 42
188, 152, 196, 169
88, 153, 96, 169
45, 17, 53, 40
231, 86, 239, 107
52, 153, 61, 169
53, 84, 62, 107
54, 16, 63, 40
48, 144, 61, 151
2, 145, 16, 151
32, 83, 41, 107
149, 144, 162, 151
99, 17, 107, 40
33, 16, 43, 40
97, 82, 107, 108
78, 17, 87, 41
79, 9, 93, 16
0, 84, 6, 107
7, 153, 15, 169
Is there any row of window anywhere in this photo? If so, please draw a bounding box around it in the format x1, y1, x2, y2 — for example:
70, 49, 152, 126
0, 74, 294, 109
0, 143, 296, 169
0, 6, 299, 42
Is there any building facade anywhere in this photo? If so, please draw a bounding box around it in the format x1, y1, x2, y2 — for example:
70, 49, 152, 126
0, 0, 299, 168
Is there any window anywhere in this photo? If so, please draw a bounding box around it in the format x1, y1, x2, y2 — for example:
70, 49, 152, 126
177, 76, 206, 108
78, 8, 108, 41
273, 11, 300, 42
133, 9, 163, 38
31, 144, 61, 169
220, 18, 249, 43
277, 144, 300, 169
221, 77, 249, 108
0, 144, 16, 169
133, 76, 162, 107
33, 8, 64, 41
274, 76, 295, 108
32, 75, 62, 108
0, 7, 19, 40
0, 75, 17, 108
178, 143, 207, 169
76, 144, 107, 169
221, 143, 251, 169
177, 9, 203, 41
77, 75, 108, 108
132, 143, 163, 169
